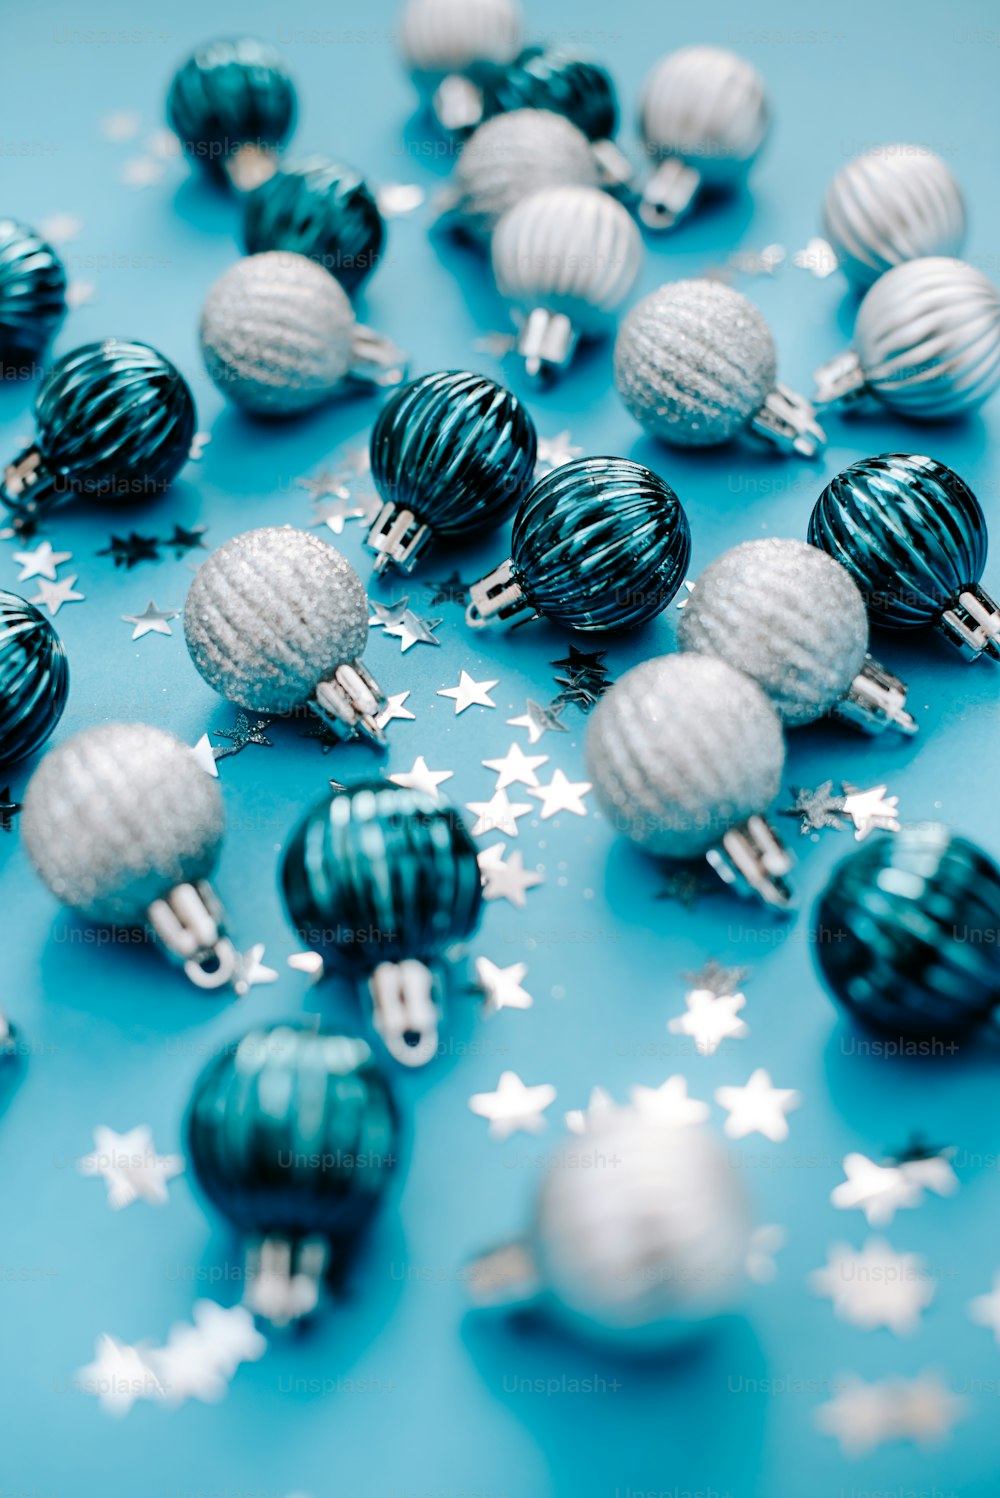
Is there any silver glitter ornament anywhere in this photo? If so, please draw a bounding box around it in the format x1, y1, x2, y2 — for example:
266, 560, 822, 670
678, 539, 917, 736
398, 0, 523, 132
469, 1110, 751, 1350
822, 146, 967, 291
638, 46, 769, 230
184, 526, 387, 745
815, 257, 1000, 417
491, 185, 642, 377
199, 251, 406, 416
21, 722, 235, 988
585, 653, 793, 908
614, 280, 825, 458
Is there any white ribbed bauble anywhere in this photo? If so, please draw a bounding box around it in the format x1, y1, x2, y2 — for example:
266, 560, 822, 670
398, 0, 522, 85
640, 46, 769, 187
822, 146, 967, 290
443, 109, 601, 239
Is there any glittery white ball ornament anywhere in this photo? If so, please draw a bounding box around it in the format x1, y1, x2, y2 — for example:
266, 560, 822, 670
614, 280, 825, 458
638, 47, 769, 229
815, 257, 1000, 419
469, 1112, 751, 1350
822, 146, 967, 291
199, 251, 406, 415
398, 0, 522, 88
585, 653, 792, 907
439, 109, 601, 240
21, 722, 235, 986
491, 185, 642, 376
184, 526, 387, 744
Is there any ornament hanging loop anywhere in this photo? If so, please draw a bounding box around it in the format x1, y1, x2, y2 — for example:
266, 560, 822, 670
750, 385, 826, 459
638, 157, 701, 230
1, 445, 62, 521
835, 656, 918, 737
347, 326, 409, 389
940, 585, 1000, 662
243, 1236, 329, 1327
813, 350, 868, 408
466, 559, 534, 629
368, 959, 441, 1067
147, 880, 237, 991
706, 816, 794, 911
311, 660, 387, 747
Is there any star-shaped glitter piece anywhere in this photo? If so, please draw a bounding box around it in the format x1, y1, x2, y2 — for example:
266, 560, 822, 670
629, 1075, 710, 1127
477, 844, 544, 908
529, 769, 591, 820
746, 1224, 787, 1284
535, 430, 583, 474
75, 1335, 164, 1416
469, 1071, 556, 1139
831, 1152, 924, 1226
190, 1302, 267, 1381
482, 742, 548, 790
12, 540, 72, 580
550, 645, 612, 711
682, 960, 750, 998
121, 600, 178, 639
188, 431, 212, 461
655, 867, 719, 909
466, 787, 533, 838
810, 1238, 935, 1334
892, 1144, 959, 1201
564, 1086, 619, 1135
29, 574, 84, 616
164, 523, 208, 558
715, 1070, 801, 1141
476, 957, 533, 1016
668, 989, 747, 1056
152, 1302, 266, 1406
370, 598, 442, 652
388, 755, 454, 800
98, 532, 161, 569
0, 787, 22, 833
376, 691, 416, 730
212, 713, 275, 759
189, 735, 220, 779
298, 469, 350, 501
78, 1124, 184, 1210
425, 571, 469, 606
310, 492, 379, 535
781, 780, 846, 834
969, 1272, 1000, 1344
437, 670, 498, 714
841, 783, 901, 840
230, 945, 279, 996
506, 698, 568, 743
793, 236, 839, 278
814, 1376, 904, 1457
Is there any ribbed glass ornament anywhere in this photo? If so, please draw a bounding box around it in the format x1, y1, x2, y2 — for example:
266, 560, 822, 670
471, 46, 618, 140
814, 826, 1000, 1039
509, 457, 691, 631
167, 36, 297, 176
243, 157, 385, 294
369, 370, 537, 537
639, 46, 769, 187
809, 453, 988, 629
0, 591, 68, 765
0, 219, 67, 364
281, 781, 484, 977
186, 1023, 398, 1241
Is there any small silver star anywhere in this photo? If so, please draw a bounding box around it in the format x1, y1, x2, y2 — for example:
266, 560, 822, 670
482, 742, 548, 790
29, 574, 84, 616
388, 756, 453, 800
190, 734, 219, 779
565, 1086, 619, 1135
466, 788, 533, 838
810, 1239, 934, 1334
437, 670, 498, 714
715, 1069, 801, 1142
842, 783, 901, 840
476, 957, 533, 1016
528, 769, 591, 820
230, 945, 279, 996
832, 1152, 923, 1226
469, 1071, 556, 1139
75, 1335, 164, 1416
681, 960, 750, 998
370, 598, 442, 652
213, 714, 274, 758
535, 430, 583, 475
793, 237, 839, 278
78, 1124, 184, 1210
299, 469, 350, 501
309, 492, 378, 535
12, 540, 72, 580
188, 431, 212, 461
152, 1302, 266, 1406
506, 698, 568, 744
781, 780, 847, 834
376, 691, 416, 729
814, 1376, 902, 1457
629, 1075, 709, 1127
121, 600, 178, 639
477, 844, 543, 908
668, 989, 747, 1055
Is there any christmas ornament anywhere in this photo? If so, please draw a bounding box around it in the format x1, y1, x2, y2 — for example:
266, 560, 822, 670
466, 456, 691, 633
614, 281, 825, 457
366, 369, 537, 573
585, 653, 792, 908
166, 36, 297, 192
183, 526, 388, 745
0, 591, 69, 766
0, 219, 67, 364
814, 825, 1000, 1039
1, 340, 195, 524
677, 538, 917, 735
464, 45, 619, 144
822, 146, 967, 291
814, 257, 1000, 417
467, 1111, 750, 1349
281, 780, 484, 1067
637, 47, 769, 230
491, 186, 642, 378
186, 1022, 399, 1324
809, 453, 1000, 662
199, 252, 406, 415
398, 0, 523, 132
242, 156, 385, 295
20, 722, 236, 988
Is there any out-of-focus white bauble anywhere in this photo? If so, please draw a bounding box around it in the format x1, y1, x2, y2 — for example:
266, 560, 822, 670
678, 538, 869, 726
21, 723, 224, 925
491, 185, 642, 336
444, 109, 600, 239
398, 0, 522, 86
822, 146, 967, 290
585, 653, 785, 859
639, 46, 769, 187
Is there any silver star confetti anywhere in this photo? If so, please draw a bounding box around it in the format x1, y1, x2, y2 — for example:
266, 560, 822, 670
715, 1070, 801, 1142
477, 844, 543, 908
476, 957, 533, 1015
810, 1238, 935, 1334
969, 1273, 1000, 1344
213, 713, 274, 759
310, 492, 379, 535
388, 755, 453, 800
121, 600, 179, 639
437, 670, 498, 714
793, 237, 839, 278
376, 691, 416, 730
564, 1086, 619, 1135
815, 1371, 966, 1456
12, 540, 71, 580
370, 598, 442, 652
151, 1302, 266, 1406
535, 430, 583, 475
482, 742, 548, 789
506, 698, 568, 744
29, 574, 84, 616
629, 1075, 709, 1127
75, 1335, 164, 1416
78, 1124, 183, 1209
682, 960, 751, 998
831, 1152, 925, 1226
231, 945, 279, 996
842, 783, 901, 840
528, 769, 591, 820
469, 1071, 556, 1139
668, 988, 748, 1055
190, 734, 220, 779
466, 787, 533, 838
376, 182, 426, 217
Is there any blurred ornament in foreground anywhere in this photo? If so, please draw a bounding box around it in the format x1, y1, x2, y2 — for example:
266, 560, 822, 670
166, 35, 297, 192
0, 219, 67, 366
0, 590, 69, 766
398, 0, 523, 133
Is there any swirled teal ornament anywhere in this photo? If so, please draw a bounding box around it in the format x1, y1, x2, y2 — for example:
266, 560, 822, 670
470, 46, 618, 141
243, 156, 385, 294
186, 1022, 399, 1324
0, 220, 67, 365
0, 591, 68, 765
814, 826, 1000, 1039
467, 456, 691, 632
1, 340, 196, 521
167, 36, 297, 191
366, 369, 537, 573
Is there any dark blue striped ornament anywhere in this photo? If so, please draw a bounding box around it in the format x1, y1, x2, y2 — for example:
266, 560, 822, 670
167, 36, 297, 185
0, 591, 68, 766
0, 219, 67, 365
243, 156, 385, 294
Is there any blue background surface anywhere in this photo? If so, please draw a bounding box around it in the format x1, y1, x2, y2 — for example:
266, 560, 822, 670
2, 1, 1000, 1494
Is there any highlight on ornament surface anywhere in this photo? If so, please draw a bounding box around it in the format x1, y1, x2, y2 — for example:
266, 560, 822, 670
614, 280, 825, 458
184, 526, 389, 746
398, 0, 523, 135
810, 453, 1000, 662
166, 35, 298, 192
242, 156, 386, 296
491, 185, 643, 378
366, 369, 537, 574
0, 591, 69, 767
281, 780, 484, 1067
637, 46, 769, 230
467, 455, 691, 633
814, 257, 1000, 417
0, 218, 67, 366
20, 722, 237, 989
186, 1022, 399, 1324
585, 653, 793, 909
0, 339, 196, 524
199, 251, 407, 416
677, 538, 917, 736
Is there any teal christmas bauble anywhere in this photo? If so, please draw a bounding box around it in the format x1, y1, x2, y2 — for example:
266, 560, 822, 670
0, 219, 67, 364
167, 36, 297, 182
470, 46, 618, 140
0, 591, 69, 766
243, 156, 385, 294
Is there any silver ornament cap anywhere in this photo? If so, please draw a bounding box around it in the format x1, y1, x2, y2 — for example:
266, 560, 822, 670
398, 0, 523, 132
